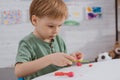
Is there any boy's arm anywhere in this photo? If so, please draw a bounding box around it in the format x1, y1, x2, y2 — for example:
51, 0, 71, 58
15, 55, 51, 78
15, 53, 75, 78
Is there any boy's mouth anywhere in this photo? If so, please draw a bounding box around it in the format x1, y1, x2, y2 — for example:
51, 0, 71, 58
49, 36, 55, 39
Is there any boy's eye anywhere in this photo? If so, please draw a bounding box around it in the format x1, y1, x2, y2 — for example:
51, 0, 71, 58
58, 25, 62, 27
48, 25, 54, 28
48, 25, 62, 28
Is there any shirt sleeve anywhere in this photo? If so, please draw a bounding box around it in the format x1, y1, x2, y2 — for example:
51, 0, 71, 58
16, 40, 33, 64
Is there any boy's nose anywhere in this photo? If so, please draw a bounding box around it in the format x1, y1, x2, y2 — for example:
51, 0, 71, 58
53, 27, 59, 34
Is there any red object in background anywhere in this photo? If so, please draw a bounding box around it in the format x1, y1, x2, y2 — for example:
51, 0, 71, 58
76, 62, 82, 66
54, 72, 74, 77
76, 55, 81, 59
76, 55, 82, 66
88, 64, 93, 67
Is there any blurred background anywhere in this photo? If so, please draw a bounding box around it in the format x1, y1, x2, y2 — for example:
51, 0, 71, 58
0, 0, 120, 80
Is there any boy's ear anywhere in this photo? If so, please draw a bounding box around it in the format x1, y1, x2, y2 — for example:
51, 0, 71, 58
31, 15, 38, 26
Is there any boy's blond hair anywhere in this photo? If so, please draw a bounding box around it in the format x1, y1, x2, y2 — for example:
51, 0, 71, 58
29, 0, 68, 22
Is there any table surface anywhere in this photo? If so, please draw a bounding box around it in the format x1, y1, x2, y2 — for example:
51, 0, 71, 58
32, 59, 120, 80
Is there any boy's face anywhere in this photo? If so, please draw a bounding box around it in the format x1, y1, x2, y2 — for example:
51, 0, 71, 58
32, 16, 65, 42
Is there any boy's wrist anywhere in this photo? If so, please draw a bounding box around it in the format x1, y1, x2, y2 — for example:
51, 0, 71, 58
44, 55, 52, 65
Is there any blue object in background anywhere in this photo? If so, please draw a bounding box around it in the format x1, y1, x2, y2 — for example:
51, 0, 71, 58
92, 7, 101, 13
18, 78, 24, 80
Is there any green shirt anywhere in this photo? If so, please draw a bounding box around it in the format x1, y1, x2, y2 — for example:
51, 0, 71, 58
16, 33, 67, 80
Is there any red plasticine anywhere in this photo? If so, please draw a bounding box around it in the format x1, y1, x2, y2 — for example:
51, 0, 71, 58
88, 64, 93, 67
76, 62, 82, 66
76, 54, 82, 66
77, 55, 81, 59
55, 72, 64, 76
65, 72, 74, 77
54, 72, 74, 77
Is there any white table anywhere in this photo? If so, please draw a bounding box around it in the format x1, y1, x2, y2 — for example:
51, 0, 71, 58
32, 59, 120, 80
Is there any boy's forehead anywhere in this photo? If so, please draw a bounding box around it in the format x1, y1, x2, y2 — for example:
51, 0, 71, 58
41, 16, 65, 25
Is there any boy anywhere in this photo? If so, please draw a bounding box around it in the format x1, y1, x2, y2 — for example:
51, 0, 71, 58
15, 0, 83, 80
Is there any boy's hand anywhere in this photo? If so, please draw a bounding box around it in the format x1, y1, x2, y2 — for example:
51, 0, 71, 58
70, 52, 84, 60
48, 53, 76, 67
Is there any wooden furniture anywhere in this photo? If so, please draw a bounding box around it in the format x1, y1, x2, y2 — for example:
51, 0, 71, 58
118, 0, 120, 8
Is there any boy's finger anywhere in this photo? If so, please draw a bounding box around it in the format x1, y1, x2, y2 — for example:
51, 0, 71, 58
64, 54, 76, 61
65, 59, 73, 65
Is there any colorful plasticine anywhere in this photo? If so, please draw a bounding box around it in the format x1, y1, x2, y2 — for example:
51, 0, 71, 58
54, 72, 74, 77
73, 60, 89, 63
88, 64, 93, 67
76, 62, 82, 66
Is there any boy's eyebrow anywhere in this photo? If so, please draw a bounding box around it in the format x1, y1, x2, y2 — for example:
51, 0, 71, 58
48, 23, 63, 26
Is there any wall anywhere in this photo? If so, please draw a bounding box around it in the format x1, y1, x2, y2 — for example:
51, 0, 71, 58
0, 0, 33, 68
61, 0, 116, 61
